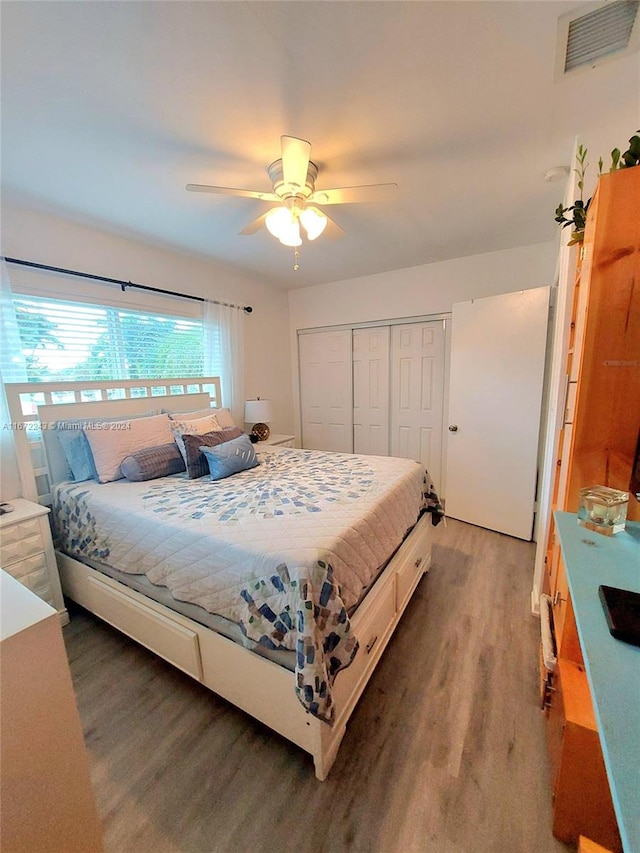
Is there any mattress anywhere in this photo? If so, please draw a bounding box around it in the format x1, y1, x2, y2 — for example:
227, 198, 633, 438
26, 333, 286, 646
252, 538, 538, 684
53, 445, 440, 721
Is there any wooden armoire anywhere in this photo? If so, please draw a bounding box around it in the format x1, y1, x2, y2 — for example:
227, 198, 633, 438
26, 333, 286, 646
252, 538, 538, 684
543, 166, 640, 850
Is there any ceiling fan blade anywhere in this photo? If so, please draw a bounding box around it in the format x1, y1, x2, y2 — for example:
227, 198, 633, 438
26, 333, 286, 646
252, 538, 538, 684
281, 136, 311, 191
323, 213, 345, 239
309, 183, 398, 205
239, 211, 272, 236
186, 184, 279, 202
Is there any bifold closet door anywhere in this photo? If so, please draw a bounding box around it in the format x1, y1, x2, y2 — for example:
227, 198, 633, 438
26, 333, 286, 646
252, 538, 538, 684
390, 322, 445, 490
298, 330, 353, 452
353, 326, 390, 456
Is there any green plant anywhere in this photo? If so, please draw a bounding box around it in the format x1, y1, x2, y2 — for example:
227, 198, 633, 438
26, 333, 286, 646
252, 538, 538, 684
554, 131, 640, 245
555, 144, 591, 245
611, 129, 640, 170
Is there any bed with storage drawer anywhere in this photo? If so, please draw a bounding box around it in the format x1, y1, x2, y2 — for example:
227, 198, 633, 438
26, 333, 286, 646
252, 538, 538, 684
6, 377, 441, 779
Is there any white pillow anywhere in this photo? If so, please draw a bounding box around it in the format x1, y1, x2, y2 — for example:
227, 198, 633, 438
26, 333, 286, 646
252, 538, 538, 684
83, 414, 175, 484
168, 407, 235, 428
213, 408, 235, 428
170, 413, 222, 436
170, 413, 223, 464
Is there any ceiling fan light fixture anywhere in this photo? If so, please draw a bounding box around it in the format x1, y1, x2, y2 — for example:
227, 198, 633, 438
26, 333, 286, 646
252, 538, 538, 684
188, 136, 395, 262
278, 219, 302, 247
299, 206, 328, 240
265, 206, 293, 238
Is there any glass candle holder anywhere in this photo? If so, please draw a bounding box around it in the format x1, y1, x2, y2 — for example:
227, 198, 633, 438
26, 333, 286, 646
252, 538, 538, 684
578, 485, 629, 536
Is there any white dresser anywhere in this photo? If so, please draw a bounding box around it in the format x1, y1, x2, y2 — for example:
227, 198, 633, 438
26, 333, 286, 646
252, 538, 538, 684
0, 498, 67, 624
1, 571, 103, 852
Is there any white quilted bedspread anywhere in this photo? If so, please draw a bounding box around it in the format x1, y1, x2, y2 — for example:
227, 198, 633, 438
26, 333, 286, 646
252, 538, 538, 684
53, 446, 430, 721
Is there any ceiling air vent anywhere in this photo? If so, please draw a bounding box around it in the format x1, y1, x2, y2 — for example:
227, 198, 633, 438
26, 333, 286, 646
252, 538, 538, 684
559, 0, 639, 74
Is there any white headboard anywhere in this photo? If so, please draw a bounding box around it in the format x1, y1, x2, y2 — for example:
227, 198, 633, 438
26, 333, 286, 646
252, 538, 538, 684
5, 377, 222, 505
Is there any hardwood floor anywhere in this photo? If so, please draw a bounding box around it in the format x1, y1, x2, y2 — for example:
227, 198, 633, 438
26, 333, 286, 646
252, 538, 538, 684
63, 518, 571, 853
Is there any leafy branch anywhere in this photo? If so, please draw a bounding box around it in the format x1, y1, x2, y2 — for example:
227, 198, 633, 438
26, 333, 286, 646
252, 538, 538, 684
554, 131, 640, 245
554, 144, 590, 245
611, 129, 640, 170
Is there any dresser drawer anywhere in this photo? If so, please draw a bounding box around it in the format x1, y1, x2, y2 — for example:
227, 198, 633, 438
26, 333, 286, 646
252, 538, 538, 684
5, 550, 48, 580
0, 525, 45, 567
1, 517, 41, 546
21, 567, 55, 606
4, 552, 53, 605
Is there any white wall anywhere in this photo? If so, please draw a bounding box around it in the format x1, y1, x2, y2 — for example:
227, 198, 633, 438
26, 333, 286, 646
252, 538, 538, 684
288, 241, 556, 331
288, 241, 557, 447
1, 202, 294, 497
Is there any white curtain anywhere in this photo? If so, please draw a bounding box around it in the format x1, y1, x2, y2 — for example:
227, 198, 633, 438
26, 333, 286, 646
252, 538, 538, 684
203, 300, 245, 425
1, 260, 27, 500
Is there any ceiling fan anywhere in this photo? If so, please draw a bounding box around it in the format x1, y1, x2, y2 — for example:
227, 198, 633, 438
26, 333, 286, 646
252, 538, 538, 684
186, 136, 398, 256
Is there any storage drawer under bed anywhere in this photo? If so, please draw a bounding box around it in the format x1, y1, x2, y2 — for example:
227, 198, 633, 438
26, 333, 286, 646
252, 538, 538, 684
85, 574, 203, 680
395, 525, 431, 611
333, 572, 397, 710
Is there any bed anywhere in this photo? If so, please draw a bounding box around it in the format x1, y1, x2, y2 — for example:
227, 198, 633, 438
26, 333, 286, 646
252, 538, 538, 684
6, 377, 442, 779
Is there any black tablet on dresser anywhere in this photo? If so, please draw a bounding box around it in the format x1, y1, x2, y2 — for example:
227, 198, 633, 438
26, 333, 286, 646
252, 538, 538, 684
598, 585, 640, 648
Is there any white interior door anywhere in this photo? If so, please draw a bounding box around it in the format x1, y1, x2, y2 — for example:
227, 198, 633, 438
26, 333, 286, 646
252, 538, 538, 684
353, 326, 390, 456
298, 330, 353, 452
445, 287, 550, 540
390, 321, 445, 490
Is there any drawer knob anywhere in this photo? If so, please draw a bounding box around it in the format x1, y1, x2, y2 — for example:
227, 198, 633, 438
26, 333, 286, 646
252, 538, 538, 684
415, 557, 423, 569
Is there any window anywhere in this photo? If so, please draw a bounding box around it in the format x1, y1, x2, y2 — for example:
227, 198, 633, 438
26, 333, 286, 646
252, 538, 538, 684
12, 295, 204, 383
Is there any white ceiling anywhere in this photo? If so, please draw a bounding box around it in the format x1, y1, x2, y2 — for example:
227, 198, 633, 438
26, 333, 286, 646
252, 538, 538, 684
1, 1, 638, 289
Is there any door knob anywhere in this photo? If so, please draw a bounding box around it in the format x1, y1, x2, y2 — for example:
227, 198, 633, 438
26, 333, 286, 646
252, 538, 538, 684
448, 424, 458, 432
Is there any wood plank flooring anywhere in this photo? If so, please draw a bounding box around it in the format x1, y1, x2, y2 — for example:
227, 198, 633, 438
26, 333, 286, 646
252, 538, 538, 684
63, 518, 571, 853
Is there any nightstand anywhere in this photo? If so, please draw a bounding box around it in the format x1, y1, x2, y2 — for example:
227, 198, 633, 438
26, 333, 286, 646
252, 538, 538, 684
259, 434, 296, 448
0, 498, 67, 624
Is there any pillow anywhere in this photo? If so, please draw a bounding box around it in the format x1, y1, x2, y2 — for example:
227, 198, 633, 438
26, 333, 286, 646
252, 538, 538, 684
200, 433, 259, 481
83, 413, 175, 483
182, 426, 243, 479
54, 410, 159, 482
170, 413, 223, 464
55, 427, 98, 482
121, 443, 186, 482
212, 408, 235, 429
167, 407, 236, 428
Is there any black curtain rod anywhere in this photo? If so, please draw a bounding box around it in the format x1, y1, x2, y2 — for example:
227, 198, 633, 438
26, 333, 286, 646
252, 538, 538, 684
2, 256, 253, 313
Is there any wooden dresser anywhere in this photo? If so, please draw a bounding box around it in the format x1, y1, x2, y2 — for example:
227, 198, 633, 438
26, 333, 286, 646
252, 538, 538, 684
542, 166, 640, 851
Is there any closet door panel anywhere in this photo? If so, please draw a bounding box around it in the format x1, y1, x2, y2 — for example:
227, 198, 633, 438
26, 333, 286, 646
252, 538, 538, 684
353, 327, 390, 456
390, 322, 445, 489
299, 330, 353, 452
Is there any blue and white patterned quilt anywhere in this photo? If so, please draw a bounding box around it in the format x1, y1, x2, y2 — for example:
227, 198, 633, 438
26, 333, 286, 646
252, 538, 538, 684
53, 446, 442, 722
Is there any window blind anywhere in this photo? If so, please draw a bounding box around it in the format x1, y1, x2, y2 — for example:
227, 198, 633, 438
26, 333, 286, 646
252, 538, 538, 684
12, 295, 204, 383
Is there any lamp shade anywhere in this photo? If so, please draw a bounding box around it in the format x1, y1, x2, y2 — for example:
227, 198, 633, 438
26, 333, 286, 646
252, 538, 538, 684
265, 207, 292, 238
299, 206, 327, 240
244, 399, 273, 424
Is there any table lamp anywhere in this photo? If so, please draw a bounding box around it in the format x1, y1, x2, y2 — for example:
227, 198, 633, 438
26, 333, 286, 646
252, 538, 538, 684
244, 398, 273, 441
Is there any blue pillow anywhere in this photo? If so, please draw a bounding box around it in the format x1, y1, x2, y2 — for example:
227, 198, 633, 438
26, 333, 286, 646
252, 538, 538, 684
56, 427, 98, 482
200, 434, 259, 481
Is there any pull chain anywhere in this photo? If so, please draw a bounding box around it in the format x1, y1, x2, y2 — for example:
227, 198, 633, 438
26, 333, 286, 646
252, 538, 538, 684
293, 248, 300, 271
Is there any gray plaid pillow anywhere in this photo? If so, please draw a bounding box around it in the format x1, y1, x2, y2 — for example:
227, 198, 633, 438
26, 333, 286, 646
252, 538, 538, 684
121, 443, 186, 481
182, 427, 244, 479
